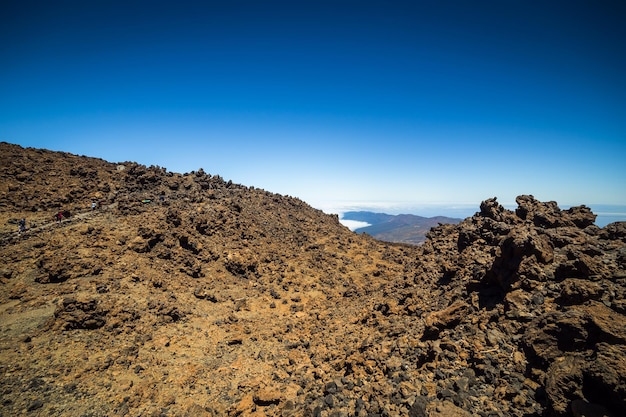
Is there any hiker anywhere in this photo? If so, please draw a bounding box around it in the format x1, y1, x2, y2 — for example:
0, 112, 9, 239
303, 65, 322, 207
18, 218, 26, 233
91, 201, 97, 210
56, 211, 63, 223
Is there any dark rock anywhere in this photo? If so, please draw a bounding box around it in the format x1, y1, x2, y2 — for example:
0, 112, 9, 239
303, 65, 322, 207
570, 399, 616, 417
515, 195, 569, 228
583, 343, 626, 415
454, 377, 470, 392
480, 197, 511, 222
408, 396, 428, 417
566, 205, 597, 228
545, 355, 584, 416
558, 279, 603, 305
27, 399, 44, 411
324, 381, 338, 395
600, 222, 626, 242
52, 298, 107, 330
422, 300, 470, 339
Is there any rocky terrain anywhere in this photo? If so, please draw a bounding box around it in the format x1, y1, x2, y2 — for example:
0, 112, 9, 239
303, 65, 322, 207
0, 142, 624, 417
342, 212, 461, 245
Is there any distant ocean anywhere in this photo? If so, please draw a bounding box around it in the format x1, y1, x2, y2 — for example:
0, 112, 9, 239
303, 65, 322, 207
331, 203, 626, 230
588, 205, 626, 227
401, 204, 626, 228
412, 204, 626, 228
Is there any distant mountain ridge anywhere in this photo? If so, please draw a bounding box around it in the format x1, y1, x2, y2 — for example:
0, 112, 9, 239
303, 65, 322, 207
342, 211, 462, 245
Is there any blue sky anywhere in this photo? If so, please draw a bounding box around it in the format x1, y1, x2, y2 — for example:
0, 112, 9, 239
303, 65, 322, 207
2, 0, 625, 213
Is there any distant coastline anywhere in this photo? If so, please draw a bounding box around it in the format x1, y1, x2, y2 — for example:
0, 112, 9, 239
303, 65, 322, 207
324, 203, 626, 230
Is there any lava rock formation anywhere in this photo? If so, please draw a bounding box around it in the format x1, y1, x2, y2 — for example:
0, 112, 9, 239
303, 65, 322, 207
1, 142, 624, 417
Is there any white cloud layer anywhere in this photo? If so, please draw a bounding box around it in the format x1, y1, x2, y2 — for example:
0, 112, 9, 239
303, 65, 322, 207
339, 220, 371, 231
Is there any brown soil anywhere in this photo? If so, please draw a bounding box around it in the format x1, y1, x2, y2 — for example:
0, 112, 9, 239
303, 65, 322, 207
1, 142, 624, 417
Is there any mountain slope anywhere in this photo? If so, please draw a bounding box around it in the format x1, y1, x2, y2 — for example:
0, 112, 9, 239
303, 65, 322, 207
1, 142, 625, 417
343, 211, 461, 245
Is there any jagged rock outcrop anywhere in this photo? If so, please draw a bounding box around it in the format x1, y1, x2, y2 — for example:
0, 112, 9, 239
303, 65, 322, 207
416, 195, 625, 417
1, 142, 624, 417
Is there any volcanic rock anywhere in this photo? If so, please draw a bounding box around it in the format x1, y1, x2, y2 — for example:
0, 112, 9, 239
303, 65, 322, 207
1, 142, 625, 417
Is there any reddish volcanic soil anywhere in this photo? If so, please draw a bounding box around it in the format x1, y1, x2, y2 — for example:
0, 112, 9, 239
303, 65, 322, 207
1, 142, 625, 417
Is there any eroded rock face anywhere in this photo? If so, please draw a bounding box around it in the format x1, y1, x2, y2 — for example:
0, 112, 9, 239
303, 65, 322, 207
1, 143, 625, 417
418, 195, 625, 417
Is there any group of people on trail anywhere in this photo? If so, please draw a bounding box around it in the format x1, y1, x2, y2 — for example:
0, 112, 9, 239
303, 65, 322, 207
16, 200, 100, 236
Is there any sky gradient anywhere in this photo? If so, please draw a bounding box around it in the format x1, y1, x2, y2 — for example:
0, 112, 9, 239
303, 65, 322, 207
2, 0, 625, 214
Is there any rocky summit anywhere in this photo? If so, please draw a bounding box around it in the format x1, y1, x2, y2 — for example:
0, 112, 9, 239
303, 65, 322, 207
1, 142, 625, 417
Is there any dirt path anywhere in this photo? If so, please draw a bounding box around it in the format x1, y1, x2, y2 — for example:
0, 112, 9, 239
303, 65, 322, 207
0, 203, 118, 246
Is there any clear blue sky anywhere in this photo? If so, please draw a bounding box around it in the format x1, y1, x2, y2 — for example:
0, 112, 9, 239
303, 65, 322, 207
2, 0, 625, 211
